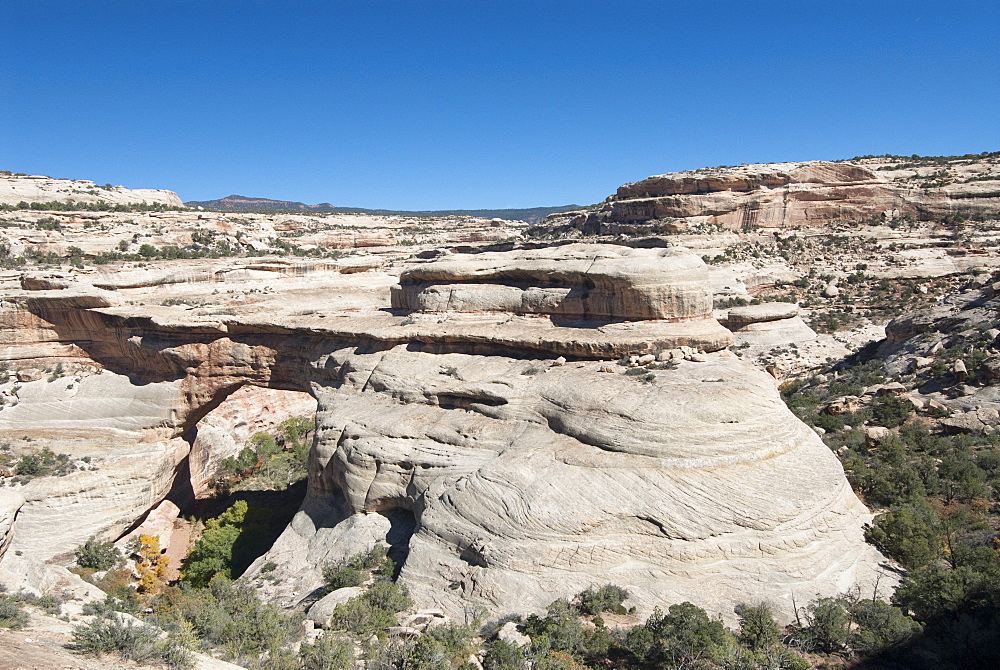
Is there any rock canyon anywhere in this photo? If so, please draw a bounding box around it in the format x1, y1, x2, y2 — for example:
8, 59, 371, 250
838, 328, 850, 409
0, 152, 999, 663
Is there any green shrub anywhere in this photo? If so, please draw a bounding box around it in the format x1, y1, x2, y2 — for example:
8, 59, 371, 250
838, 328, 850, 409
75, 537, 122, 571
848, 599, 921, 654
299, 633, 354, 670
483, 639, 526, 670
181, 501, 247, 587
247, 431, 280, 458
870, 395, 914, 428
576, 585, 629, 615
522, 599, 584, 653
13, 591, 61, 615
72, 613, 192, 668
151, 576, 295, 662
330, 579, 413, 636
362, 579, 413, 613
322, 545, 394, 592
14, 447, 75, 478
0, 595, 28, 629
323, 565, 366, 591
330, 597, 397, 636
891, 563, 983, 622
864, 498, 941, 569
797, 598, 850, 654
643, 602, 732, 667
219, 446, 259, 479
735, 602, 780, 651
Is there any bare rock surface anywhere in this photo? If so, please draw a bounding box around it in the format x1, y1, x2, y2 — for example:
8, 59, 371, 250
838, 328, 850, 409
726, 302, 800, 328
0, 488, 24, 560
306, 586, 367, 627
721, 302, 818, 349
243, 348, 884, 623
394, 244, 714, 321
539, 158, 1000, 235
0, 174, 182, 207
0, 243, 884, 625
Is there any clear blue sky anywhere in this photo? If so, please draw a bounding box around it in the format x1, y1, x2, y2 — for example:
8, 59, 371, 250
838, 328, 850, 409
2, 1, 998, 209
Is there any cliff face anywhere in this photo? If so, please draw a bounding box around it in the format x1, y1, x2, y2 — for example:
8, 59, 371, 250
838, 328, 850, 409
539, 158, 1000, 236
0, 174, 183, 207
0, 245, 885, 621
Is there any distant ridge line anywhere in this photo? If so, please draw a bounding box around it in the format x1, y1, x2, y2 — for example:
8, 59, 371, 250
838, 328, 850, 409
184, 194, 580, 223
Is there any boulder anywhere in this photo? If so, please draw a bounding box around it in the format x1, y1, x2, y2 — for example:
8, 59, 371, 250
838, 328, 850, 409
865, 426, 893, 447
724, 303, 816, 347
306, 586, 366, 627
16, 368, 43, 382
826, 396, 860, 415
983, 356, 1000, 381
498, 621, 531, 647
941, 409, 1000, 435
725, 303, 799, 329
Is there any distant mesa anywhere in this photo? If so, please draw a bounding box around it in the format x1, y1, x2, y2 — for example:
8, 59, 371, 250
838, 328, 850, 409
185, 194, 337, 211
184, 194, 580, 224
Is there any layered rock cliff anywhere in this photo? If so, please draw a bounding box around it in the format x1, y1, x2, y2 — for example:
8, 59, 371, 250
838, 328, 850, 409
0, 244, 886, 622
539, 157, 1000, 236
0, 174, 183, 207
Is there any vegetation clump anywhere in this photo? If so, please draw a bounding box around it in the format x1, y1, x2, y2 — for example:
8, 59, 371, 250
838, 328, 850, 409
0, 591, 29, 630
322, 545, 394, 592
778, 333, 1000, 668
75, 536, 121, 571
72, 612, 192, 668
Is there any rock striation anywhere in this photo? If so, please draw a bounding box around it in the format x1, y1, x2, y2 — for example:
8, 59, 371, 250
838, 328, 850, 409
0, 244, 885, 622
539, 159, 1000, 236
0, 489, 24, 562
392, 246, 712, 321
267, 346, 885, 622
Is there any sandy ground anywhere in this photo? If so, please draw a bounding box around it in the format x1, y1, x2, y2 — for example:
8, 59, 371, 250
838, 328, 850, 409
162, 517, 194, 583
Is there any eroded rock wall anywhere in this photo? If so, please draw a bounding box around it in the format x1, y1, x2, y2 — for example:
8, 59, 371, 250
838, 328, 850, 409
542, 160, 1000, 236
261, 346, 884, 622
0, 245, 886, 622
0, 175, 183, 207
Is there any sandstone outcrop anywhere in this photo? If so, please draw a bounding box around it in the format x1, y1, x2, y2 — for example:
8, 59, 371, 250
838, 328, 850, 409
0, 243, 885, 623
393, 246, 712, 321
251, 346, 885, 622
0, 174, 183, 207
722, 302, 817, 347
538, 159, 1000, 236
0, 489, 24, 561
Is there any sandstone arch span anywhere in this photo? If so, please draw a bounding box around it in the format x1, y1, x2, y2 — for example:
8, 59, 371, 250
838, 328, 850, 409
0, 245, 889, 622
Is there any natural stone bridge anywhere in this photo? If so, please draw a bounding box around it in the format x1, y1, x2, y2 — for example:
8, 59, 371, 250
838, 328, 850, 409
0, 245, 886, 621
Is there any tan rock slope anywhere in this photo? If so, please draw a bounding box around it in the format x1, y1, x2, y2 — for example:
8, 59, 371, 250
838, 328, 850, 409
542, 157, 1000, 235
0, 244, 886, 622
0, 173, 182, 207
